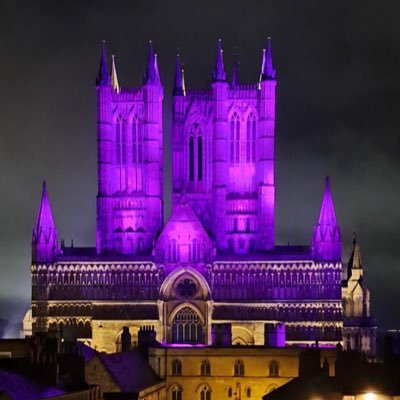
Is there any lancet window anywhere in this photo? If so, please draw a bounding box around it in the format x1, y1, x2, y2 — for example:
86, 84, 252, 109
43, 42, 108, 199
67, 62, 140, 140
189, 136, 194, 181
172, 359, 182, 376
230, 112, 241, 163
132, 116, 143, 163
115, 116, 127, 164
246, 112, 256, 162
188, 124, 203, 183
200, 360, 211, 376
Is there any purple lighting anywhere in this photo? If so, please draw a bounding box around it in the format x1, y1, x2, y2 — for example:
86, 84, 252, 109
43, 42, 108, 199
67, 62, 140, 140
32, 181, 59, 263
311, 177, 342, 261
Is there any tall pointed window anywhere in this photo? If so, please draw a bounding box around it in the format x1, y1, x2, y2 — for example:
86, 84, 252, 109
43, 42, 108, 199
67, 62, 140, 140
198, 136, 203, 181
115, 116, 127, 164
200, 360, 211, 376
189, 136, 194, 181
172, 386, 182, 400
132, 116, 143, 163
230, 113, 241, 163
246, 113, 256, 162
172, 359, 182, 376
269, 360, 279, 377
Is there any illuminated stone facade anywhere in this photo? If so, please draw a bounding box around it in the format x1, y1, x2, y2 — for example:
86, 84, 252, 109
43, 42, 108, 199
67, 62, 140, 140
30, 39, 375, 357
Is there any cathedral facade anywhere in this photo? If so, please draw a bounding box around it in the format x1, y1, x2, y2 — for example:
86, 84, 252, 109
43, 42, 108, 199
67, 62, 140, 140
30, 39, 376, 356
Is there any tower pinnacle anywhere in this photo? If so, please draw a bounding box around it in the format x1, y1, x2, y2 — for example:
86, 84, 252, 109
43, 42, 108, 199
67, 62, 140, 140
260, 37, 276, 82
212, 38, 227, 82
32, 181, 59, 263
173, 54, 185, 96
111, 54, 120, 93
96, 41, 111, 86
143, 40, 161, 85
311, 177, 342, 261
231, 53, 240, 87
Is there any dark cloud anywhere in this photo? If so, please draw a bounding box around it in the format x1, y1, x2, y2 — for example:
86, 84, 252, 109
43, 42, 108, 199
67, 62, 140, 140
0, 0, 400, 329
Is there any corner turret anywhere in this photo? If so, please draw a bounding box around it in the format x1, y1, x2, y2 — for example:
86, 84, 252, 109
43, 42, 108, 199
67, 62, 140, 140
143, 41, 161, 86
96, 41, 111, 87
32, 181, 59, 263
173, 54, 185, 96
311, 177, 342, 261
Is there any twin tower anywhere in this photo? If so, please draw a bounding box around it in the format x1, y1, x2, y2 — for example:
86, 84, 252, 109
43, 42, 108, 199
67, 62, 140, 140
96, 38, 276, 257
32, 39, 341, 263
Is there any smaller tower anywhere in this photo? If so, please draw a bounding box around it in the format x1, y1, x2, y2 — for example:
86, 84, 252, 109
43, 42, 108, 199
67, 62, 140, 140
32, 181, 59, 263
173, 54, 185, 96
311, 177, 342, 261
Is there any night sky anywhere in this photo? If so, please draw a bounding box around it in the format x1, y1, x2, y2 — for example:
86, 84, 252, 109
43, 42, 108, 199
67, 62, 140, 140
1, 0, 400, 332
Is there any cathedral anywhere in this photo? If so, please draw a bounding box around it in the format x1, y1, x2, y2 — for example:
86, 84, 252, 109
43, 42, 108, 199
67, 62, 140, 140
29, 38, 377, 357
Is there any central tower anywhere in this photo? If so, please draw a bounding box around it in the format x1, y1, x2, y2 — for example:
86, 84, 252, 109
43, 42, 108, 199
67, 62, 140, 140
172, 39, 276, 253
96, 42, 164, 255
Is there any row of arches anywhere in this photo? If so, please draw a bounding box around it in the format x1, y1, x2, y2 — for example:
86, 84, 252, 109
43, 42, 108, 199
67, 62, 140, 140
230, 112, 257, 163
213, 305, 342, 322
115, 115, 144, 165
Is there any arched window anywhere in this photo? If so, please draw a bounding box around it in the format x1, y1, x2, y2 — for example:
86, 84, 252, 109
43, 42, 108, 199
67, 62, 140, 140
246, 387, 251, 398
115, 116, 128, 165
200, 386, 211, 400
189, 136, 194, 181
200, 360, 211, 376
269, 360, 279, 377
172, 306, 204, 344
234, 360, 245, 376
198, 136, 203, 181
230, 113, 240, 163
227, 387, 233, 398
172, 359, 182, 376
172, 386, 182, 400
246, 113, 256, 162
132, 116, 143, 163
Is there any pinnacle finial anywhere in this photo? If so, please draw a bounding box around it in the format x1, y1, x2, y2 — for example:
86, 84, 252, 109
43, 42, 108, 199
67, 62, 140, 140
212, 38, 226, 82
111, 54, 120, 93
96, 41, 111, 86
260, 36, 276, 82
144, 40, 161, 85
231, 53, 240, 87
173, 53, 185, 96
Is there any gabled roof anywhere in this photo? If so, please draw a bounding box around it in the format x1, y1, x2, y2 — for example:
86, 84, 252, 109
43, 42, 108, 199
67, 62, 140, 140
97, 351, 161, 392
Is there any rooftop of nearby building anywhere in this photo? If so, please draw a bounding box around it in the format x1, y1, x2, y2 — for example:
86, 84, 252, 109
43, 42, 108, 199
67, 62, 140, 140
0, 368, 66, 400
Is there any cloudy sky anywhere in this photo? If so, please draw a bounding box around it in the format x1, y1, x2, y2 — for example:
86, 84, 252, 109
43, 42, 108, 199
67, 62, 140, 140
0, 0, 399, 330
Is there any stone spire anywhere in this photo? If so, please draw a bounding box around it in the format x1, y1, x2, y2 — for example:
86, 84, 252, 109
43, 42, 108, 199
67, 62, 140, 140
111, 54, 120, 93
347, 233, 363, 280
311, 177, 342, 261
143, 40, 161, 85
32, 181, 59, 263
96, 41, 111, 86
212, 38, 226, 82
231, 53, 240, 87
260, 37, 276, 82
173, 54, 185, 96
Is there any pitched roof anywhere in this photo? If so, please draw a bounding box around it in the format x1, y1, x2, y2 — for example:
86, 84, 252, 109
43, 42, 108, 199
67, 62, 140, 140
98, 350, 161, 393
